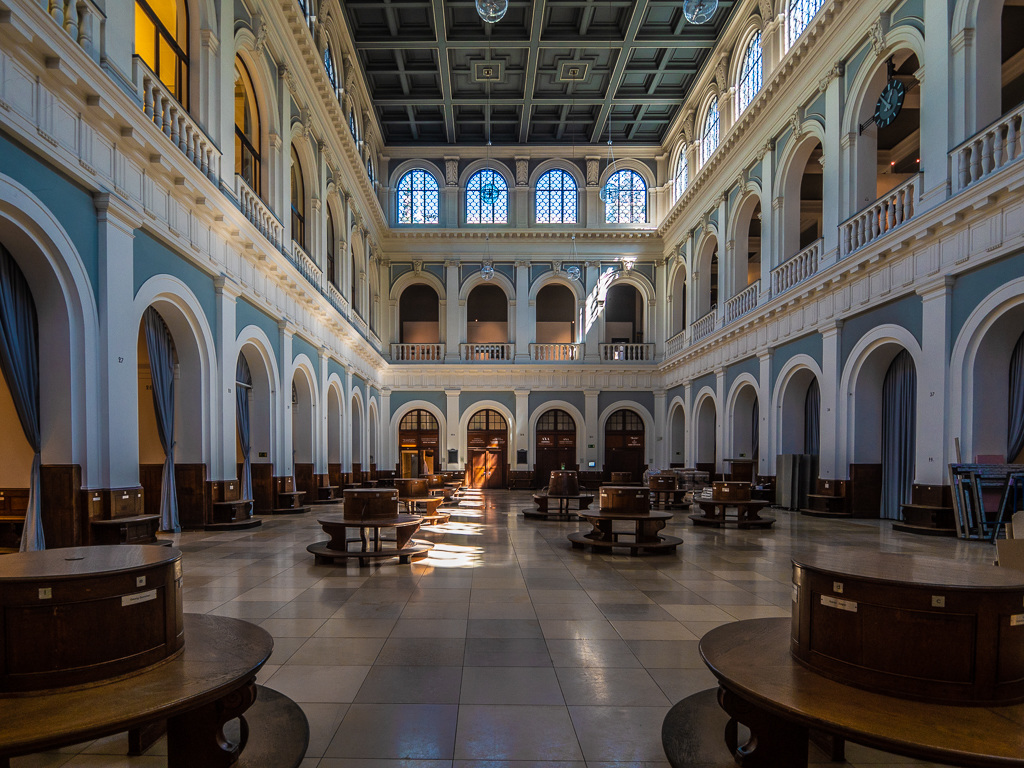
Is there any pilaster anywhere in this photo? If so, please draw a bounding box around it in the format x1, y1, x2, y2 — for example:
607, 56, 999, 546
758, 349, 773, 476
514, 260, 531, 360
584, 390, 600, 467
279, 321, 295, 478
916, 277, 955, 485
445, 260, 461, 360
514, 389, 530, 467
819, 321, 843, 480
213, 276, 240, 482
653, 390, 667, 468
445, 389, 461, 468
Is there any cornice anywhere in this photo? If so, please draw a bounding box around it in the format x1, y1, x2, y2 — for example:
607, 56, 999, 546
386, 229, 658, 241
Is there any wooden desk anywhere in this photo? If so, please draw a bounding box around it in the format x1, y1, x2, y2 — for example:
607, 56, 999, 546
398, 496, 449, 524
649, 488, 690, 508
690, 498, 774, 528
524, 493, 595, 519
307, 512, 432, 565
569, 510, 681, 555
0, 613, 295, 768
696, 618, 1024, 767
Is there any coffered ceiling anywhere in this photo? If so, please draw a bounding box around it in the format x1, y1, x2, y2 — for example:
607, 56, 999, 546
339, 0, 738, 146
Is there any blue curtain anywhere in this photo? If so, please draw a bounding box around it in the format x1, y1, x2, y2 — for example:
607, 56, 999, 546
236, 354, 253, 500
881, 350, 916, 520
804, 378, 820, 455
751, 398, 759, 462
0, 244, 44, 551
144, 307, 180, 532
1008, 332, 1024, 462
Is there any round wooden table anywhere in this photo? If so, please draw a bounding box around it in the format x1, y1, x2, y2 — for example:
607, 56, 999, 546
690, 498, 775, 528
307, 512, 433, 564
568, 510, 681, 555
697, 617, 1024, 767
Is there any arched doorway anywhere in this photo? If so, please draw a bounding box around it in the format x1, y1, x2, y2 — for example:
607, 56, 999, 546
399, 409, 439, 478
351, 395, 363, 480
604, 408, 645, 482
327, 383, 343, 490
466, 284, 509, 357
730, 384, 759, 482
467, 409, 507, 489
536, 284, 576, 347
669, 403, 686, 467
399, 284, 440, 344
236, 344, 275, 514
291, 369, 315, 498
535, 409, 577, 486
604, 283, 644, 346
695, 396, 717, 476
776, 368, 821, 458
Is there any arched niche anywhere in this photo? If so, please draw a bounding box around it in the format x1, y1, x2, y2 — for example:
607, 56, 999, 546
695, 393, 718, 473
668, 399, 687, 467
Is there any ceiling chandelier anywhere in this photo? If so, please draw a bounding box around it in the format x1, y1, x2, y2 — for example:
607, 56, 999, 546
476, 0, 508, 24
682, 0, 718, 25
481, 234, 494, 280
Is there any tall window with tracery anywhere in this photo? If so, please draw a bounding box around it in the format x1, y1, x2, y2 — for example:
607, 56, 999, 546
234, 59, 261, 197
788, 0, 825, 48
535, 169, 578, 224
466, 170, 509, 224
397, 170, 439, 225
135, 0, 189, 105
737, 31, 763, 115
604, 169, 647, 224
673, 151, 688, 201
700, 97, 720, 166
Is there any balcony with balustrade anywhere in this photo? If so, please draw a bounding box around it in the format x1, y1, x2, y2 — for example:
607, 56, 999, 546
725, 280, 761, 324
691, 309, 718, 344
771, 239, 821, 298
951, 102, 1024, 194
530, 343, 582, 361
391, 343, 445, 362
599, 343, 654, 362
840, 175, 920, 258
461, 343, 514, 361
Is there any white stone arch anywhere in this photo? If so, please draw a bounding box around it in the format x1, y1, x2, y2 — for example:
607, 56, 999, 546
667, 395, 689, 466
233, 32, 281, 206
949, 276, 1024, 462
326, 373, 345, 467
367, 396, 380, 468
529, 271, 585, 304
693, 387, 719, 467
530, 160, 586, 225
289, 353, 319, 467
460, 160, 514, 224
770, 354, 824, 470
597, 401, 656, 467
134, 274, 218, 470
526, 400, 587, 467
460, 269, 516, 346
836, 324, 923, 474
598, 158, 656, 193
457, 400, 516, 463
728, 184, 764, 299
841, 30, 926, 217
391, 270, 446, 348
695, 86, 724, 167
601, 269, 656, 344
695, 227, 720, 318
772, 123, 826, 263
288, 123, 318, 252
724, 373, 761, 463
350, 385, 365, 468
235, 325, 281, 469
0, 175, 102, 488
389, 160, 445, 227
730, 16, 765, 117
668, 254, 689, 337
390, 400, 448, 469
318, 13, 346, 98
951, 0, 1006, 138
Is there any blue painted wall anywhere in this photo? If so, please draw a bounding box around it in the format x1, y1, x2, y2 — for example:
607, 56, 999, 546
460, 391, 516, 415
598, 391, 654, 416
771, 333, 823, 389
692, 373, 717, 396
236, 298, 281, 358
726, 356, 759, 391
390, 390, 447, 414
529, 390, 585, 416
840, 295, 922, 369
291, 335, 319, 369
952, 249, 1024, 343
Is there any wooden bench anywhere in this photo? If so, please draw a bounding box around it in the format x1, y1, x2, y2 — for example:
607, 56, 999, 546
90, 514, 163, 545
206, 499, 261, 531
310, 485, 339, 503
800, 478, 850, 518
271, 490, 309, 515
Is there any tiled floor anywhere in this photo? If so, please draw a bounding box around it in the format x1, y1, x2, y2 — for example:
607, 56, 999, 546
13, 490, 995, 767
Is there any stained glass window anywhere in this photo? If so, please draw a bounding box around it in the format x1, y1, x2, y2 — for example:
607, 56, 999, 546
466, 169, 508, 224
673, 151, 688, 201
788, 0, 825, 48
535, 169, 578, 224
737, 31, 762, 115
397, 169, 439, 225
324, 44, 337, 90
700, 97, 720, 166
603, 169, 647, 224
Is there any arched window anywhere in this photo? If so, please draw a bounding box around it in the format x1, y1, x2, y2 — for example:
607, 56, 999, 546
349, 109, 357, 140
290, 146, 306, 250
396, 169, 439, 224
737, 30, 763, 115
535, 169, 578, 224
367, 158, 374, 182
324, 44, 337, 91
135, 0, 189, 105
326, 207, 337, 287
234, 59, 261, 197
466, 169, 509, 224
297, 0, 309, 20
673, 150, 688, 201
788, 0, 825, 48
604, 169, 647, 224
700, 97, 720, 165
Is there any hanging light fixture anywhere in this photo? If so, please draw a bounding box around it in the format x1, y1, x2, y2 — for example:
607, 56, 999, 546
682, 0, 718, 25
566, 262, 581, 282
476, 0, 508, 24
599, 118, 618, 204
481, 233, 495, 280
480, 47, 499, 205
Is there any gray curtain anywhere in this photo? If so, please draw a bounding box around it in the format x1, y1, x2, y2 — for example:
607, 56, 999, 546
1008, 332, 1024, 462
804, 378, 820, 455
236, 354, 253, 500
0, 244, 44, 551
144, 307, 180, 532
751, 398, 759, 462
881, 350, 916, 520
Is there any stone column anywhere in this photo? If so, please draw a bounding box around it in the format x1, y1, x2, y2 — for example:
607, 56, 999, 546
344, 367, 354, 472
514, 389, 530, 469
380, 387, 392, 472
445, 260, 461, 360
653, 390, 667, 468
317, 347, 329, 478
278, 321, 295, 482
715, 368, 726, 475
819, 321, 843, 480
213, 277, 240, 482
583, 261, 602, 361
514, 260, 531, 360
446, 389, 461, 468
820, 71, 843, 268
758, 349, 773, 476
584, 390, 600, 469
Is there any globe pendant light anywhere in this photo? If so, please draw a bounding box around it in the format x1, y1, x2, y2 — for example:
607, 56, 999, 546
682, 0, 718, 25
481, 261, 495, 280
476, 0, 508, 24
599, 119, 618, 203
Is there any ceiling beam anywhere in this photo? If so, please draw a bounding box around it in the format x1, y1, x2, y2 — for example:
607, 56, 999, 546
430, 0, 456, 143
517, 0, 548, 142
589, 0, 650, 144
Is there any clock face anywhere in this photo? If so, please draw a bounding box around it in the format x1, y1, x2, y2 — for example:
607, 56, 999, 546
874, 79, 906, 129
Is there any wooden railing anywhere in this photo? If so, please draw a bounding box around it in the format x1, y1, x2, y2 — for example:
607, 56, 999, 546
840, 176, 920, 257
952, 103, 1024, 194
42, 0, 104, 62
666, 329, 688, 356
725, 280, 761, 323
461, 343, 513, 361
771, 238, 821, 297
134, 58, 221, 184
691, 309, 717, 343
599, 343, 654, 361
391, 343, 445, 362
236, 176, 283, 250
530, 343, 581, 361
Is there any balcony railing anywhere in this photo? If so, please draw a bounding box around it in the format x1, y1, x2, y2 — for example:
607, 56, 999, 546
461, 343, 513, 361
599, 343, 654, 361
326, 282, 349, 318
840, 175, 920, 258
134, 58, 221, 185
691, 308, 717, 343
952, 102, 1024, 194
391, 343, 445, 362
725, 280, 761, 323
291, 241, 322, 292
236, 176, 283, 250
771, 238, 821, 297
666, 329, 689, 357
530, 343, 581, 361
42, 0, 104, 62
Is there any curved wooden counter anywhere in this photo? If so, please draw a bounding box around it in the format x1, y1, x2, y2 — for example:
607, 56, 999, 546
569, 510, 681, 555
307, 512, 433, 565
